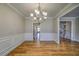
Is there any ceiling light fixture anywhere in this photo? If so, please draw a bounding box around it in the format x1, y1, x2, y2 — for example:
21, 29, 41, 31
30, 13, 33, 17
30, 3, 47, 24
34, 17, 37, 20
30, 3, 47, 46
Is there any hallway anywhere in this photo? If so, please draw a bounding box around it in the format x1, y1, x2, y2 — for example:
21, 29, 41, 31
8, 39, 79, 56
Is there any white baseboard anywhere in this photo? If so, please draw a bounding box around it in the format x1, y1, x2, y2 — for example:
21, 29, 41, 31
0, 33, 59, 56
0, 33, 24, 56
3, 39, 24, 56
72, 40, 79, 42
24, 33, 58, 42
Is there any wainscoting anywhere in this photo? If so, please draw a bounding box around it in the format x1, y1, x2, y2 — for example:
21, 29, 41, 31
0, 33, 58, 56
73, 34, 79, 42
1, 33, 79, 56
24, 33, 58, 43
0, 34, 24, 56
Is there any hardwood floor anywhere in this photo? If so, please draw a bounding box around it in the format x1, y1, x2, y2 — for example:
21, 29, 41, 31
8, 39, 79, 56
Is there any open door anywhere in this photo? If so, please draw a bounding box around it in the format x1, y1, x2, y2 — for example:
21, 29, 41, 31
33, 23, 40, 46
59, 21, 71, 43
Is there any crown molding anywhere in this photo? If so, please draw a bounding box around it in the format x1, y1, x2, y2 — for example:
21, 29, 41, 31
7, 3, 25, 18
55, 3, 79, 18
6, 3, 79, 20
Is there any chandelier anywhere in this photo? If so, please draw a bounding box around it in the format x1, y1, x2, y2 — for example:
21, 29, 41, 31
30, 3, 47, 46
30, 3, 47, 24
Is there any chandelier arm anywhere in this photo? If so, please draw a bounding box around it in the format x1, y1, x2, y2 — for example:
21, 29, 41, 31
38, 3, 43, 16
30, 3, 47, 24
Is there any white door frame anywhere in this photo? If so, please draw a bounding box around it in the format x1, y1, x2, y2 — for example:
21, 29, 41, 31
57, 4, 79, 45
59, 20, 73, 40
57, 17, 75, 45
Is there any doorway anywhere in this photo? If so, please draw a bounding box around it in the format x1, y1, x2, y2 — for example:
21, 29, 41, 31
59, 21, 72, 43
33, 23, 40, 43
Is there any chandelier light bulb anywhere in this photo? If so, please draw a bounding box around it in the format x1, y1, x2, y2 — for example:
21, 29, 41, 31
44, 17, 47, 19
34, 17, 37, 20
37, 11, 40, 14
35, 9, 39, 14
39, 18, 42, 20
35, 9, 37, 12
30, 13, 33, 17
30, 3, 47, 24
43, 12, 47, 16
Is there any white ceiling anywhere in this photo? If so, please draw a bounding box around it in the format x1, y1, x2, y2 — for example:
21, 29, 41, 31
10, 3, 68, 17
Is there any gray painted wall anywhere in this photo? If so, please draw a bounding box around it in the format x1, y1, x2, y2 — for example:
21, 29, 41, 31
0, 4, 25, 37
0, 4, 25, 55
25, 17, 58, 33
